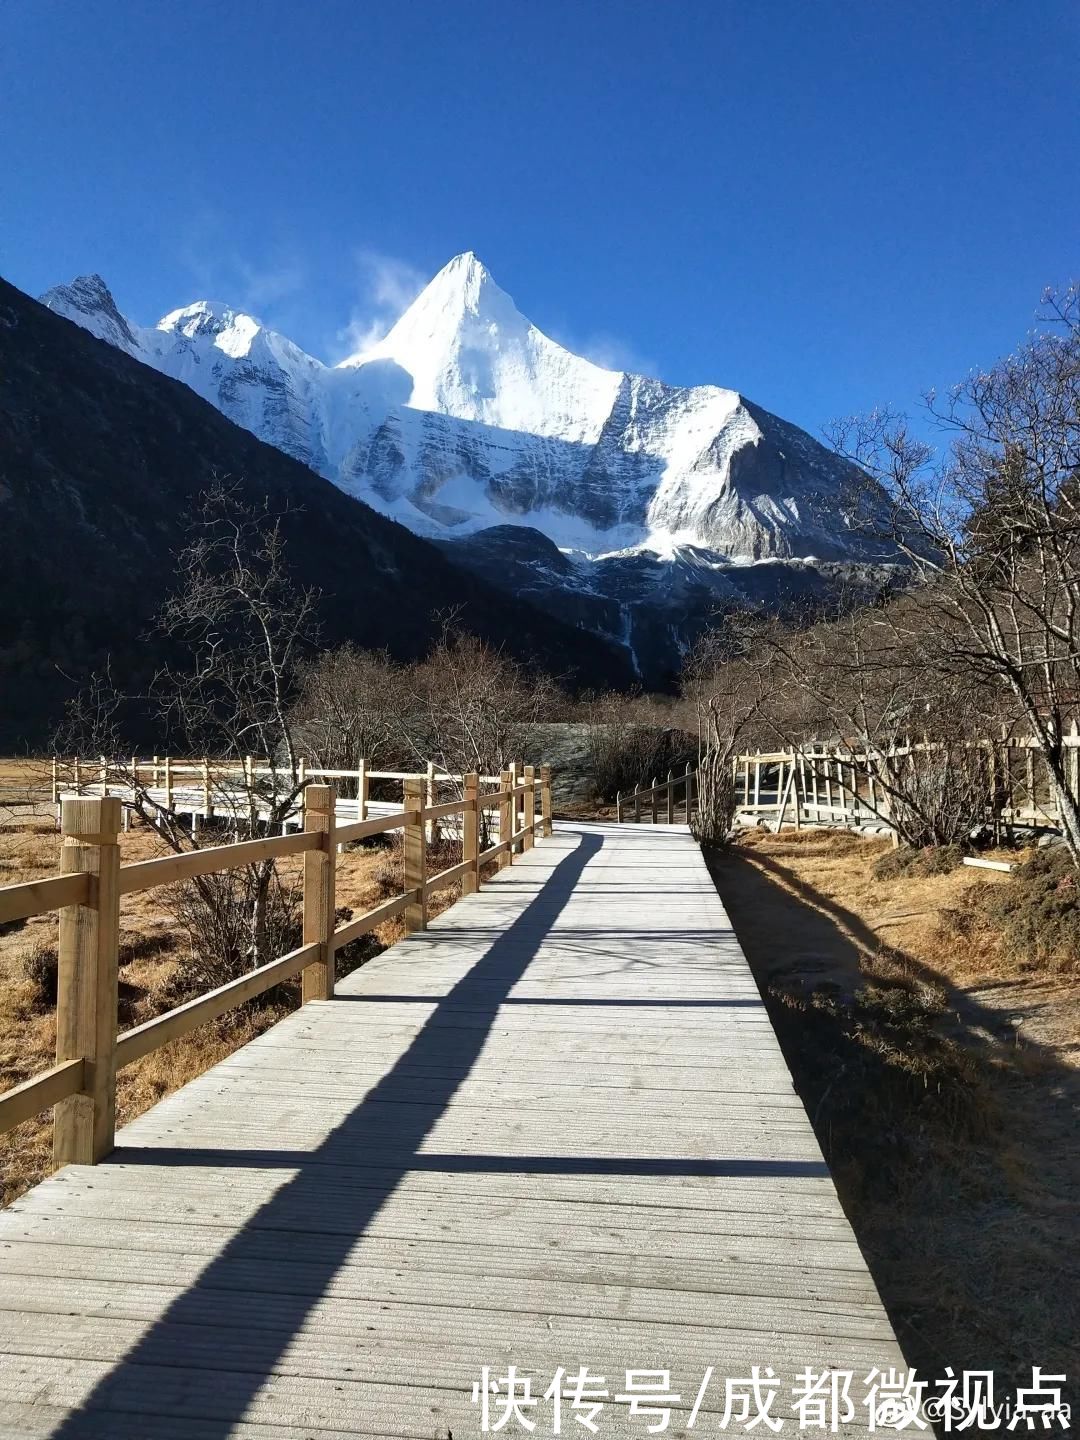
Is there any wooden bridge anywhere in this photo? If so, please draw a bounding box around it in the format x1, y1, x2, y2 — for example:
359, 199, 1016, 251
0, 791, 913, 1436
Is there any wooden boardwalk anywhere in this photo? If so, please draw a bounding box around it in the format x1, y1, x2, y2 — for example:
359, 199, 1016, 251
0, 821, 910, 1438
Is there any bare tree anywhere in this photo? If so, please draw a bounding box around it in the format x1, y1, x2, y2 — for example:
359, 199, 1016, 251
57, 481, 321, 976
747, 598, 996, 845
397, 622, 558, 781
831, 282, 1080, 859
681, 613, 772, 844
292, 644, 404, 773
578, 689, 695, 803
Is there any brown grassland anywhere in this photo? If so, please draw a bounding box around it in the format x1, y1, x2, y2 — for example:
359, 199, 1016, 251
0, 793, 466, 1207
708, 829, 1080, 1405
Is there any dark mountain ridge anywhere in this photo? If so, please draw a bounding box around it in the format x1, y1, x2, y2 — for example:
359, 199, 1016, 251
0, 277, 634, 749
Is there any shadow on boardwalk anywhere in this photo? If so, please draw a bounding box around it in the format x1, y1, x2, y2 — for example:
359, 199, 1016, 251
52, 827, 825, 1440
707, 838, 1080, 1403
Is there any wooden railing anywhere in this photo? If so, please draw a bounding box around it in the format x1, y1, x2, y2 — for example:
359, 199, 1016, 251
730, 731, 1080, 834
615, 765, 697, 824
49, 756, 532, 838
0, 764, 553, 1164
613, 730, 1080, 837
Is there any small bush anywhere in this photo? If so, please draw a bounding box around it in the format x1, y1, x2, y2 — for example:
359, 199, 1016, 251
873, 844, 964, 882
979, 849, 1080, 972
22, 942, 59, 1009
586, 724, 695, 803
118, 928, 178, 966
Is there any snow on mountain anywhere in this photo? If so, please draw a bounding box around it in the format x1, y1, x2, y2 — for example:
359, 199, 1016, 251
41, 253, 895, 569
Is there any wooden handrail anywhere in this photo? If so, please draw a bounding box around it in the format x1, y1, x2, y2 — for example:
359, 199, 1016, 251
424, 858, 475, 897
0, 1059, 85, 1132
3, 758, 556, 1153
115, 942, 320, 1069
119, 831, 317, 895
422, 797, 476, 822
331, 893, 412, 950
0, 871, 91, 926
334, 808, 412, 845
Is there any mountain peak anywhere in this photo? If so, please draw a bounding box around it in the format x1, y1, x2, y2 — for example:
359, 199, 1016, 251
336, 251, 621, 443
40, 274, 139, 352
367, 250, 521, 357
155, 299, 266, 360
428, 250, 495, 305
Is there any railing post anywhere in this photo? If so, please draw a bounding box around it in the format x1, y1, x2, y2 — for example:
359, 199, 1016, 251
403, 777, 427, 931
633, 786, 641, 824
202, 757, 213, 822
666, 769, 674, 824
51, 756, 58, 805
540, 764, 553, 838
498, 768, 513, 870
685, 762, 693, 818
508, 761, 520, 855
650, 777, 658, 825
73, 756, 82, 794
164, 755, 173, 812
523, 764, 536, 850
426, 760, 437, 843
54, 795, 121, 1167
301, 783, 336, 1002
616, 790, 622, 823
100, 755, 108, 797
358, 758, 368, 821
462, 772, 480, 894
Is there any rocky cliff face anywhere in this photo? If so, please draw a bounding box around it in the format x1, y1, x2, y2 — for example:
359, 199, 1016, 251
42, 253, 905, 678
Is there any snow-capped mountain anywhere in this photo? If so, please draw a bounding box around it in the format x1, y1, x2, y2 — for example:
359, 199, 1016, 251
41, 255, 903, 679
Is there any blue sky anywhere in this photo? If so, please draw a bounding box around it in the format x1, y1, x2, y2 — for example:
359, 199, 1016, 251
3, 1, 1077, 442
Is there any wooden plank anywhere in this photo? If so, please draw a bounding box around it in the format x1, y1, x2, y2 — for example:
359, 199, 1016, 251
0, 870, 90, 925
423, 858, 474, 897
114, 943, 319, 1068
331, 894, 410, 951
333, 809, 410, 845
0, 818, 913, 1440
119, 831, 316, 895
0, 1058, 84, 1134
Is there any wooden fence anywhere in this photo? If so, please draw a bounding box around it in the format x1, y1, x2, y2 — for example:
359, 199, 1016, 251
615, 732, 1080, 837
49, 756, 530, 838
0, 763, 553, 1165
615, 765, 697, 824
731, 733, 1080, 834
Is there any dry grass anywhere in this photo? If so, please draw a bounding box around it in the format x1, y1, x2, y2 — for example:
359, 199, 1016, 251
0, 803, 467, 1207
706, 827, 1080, 1404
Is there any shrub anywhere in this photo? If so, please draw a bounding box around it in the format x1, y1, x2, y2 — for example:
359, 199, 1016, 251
979, 849, 1080, 972
22, 942, 58, 1009
587, 725, 695, 803
163, 864, 302, 999
873, 844, 964, 882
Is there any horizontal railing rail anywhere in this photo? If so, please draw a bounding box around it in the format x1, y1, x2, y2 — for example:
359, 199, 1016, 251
1, 760, 554, 1167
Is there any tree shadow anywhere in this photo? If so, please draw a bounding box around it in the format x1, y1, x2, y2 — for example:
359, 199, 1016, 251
706, 841, 1080, 1395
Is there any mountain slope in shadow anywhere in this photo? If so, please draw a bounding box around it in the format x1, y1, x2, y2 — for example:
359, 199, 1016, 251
0, 278, 634, 747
